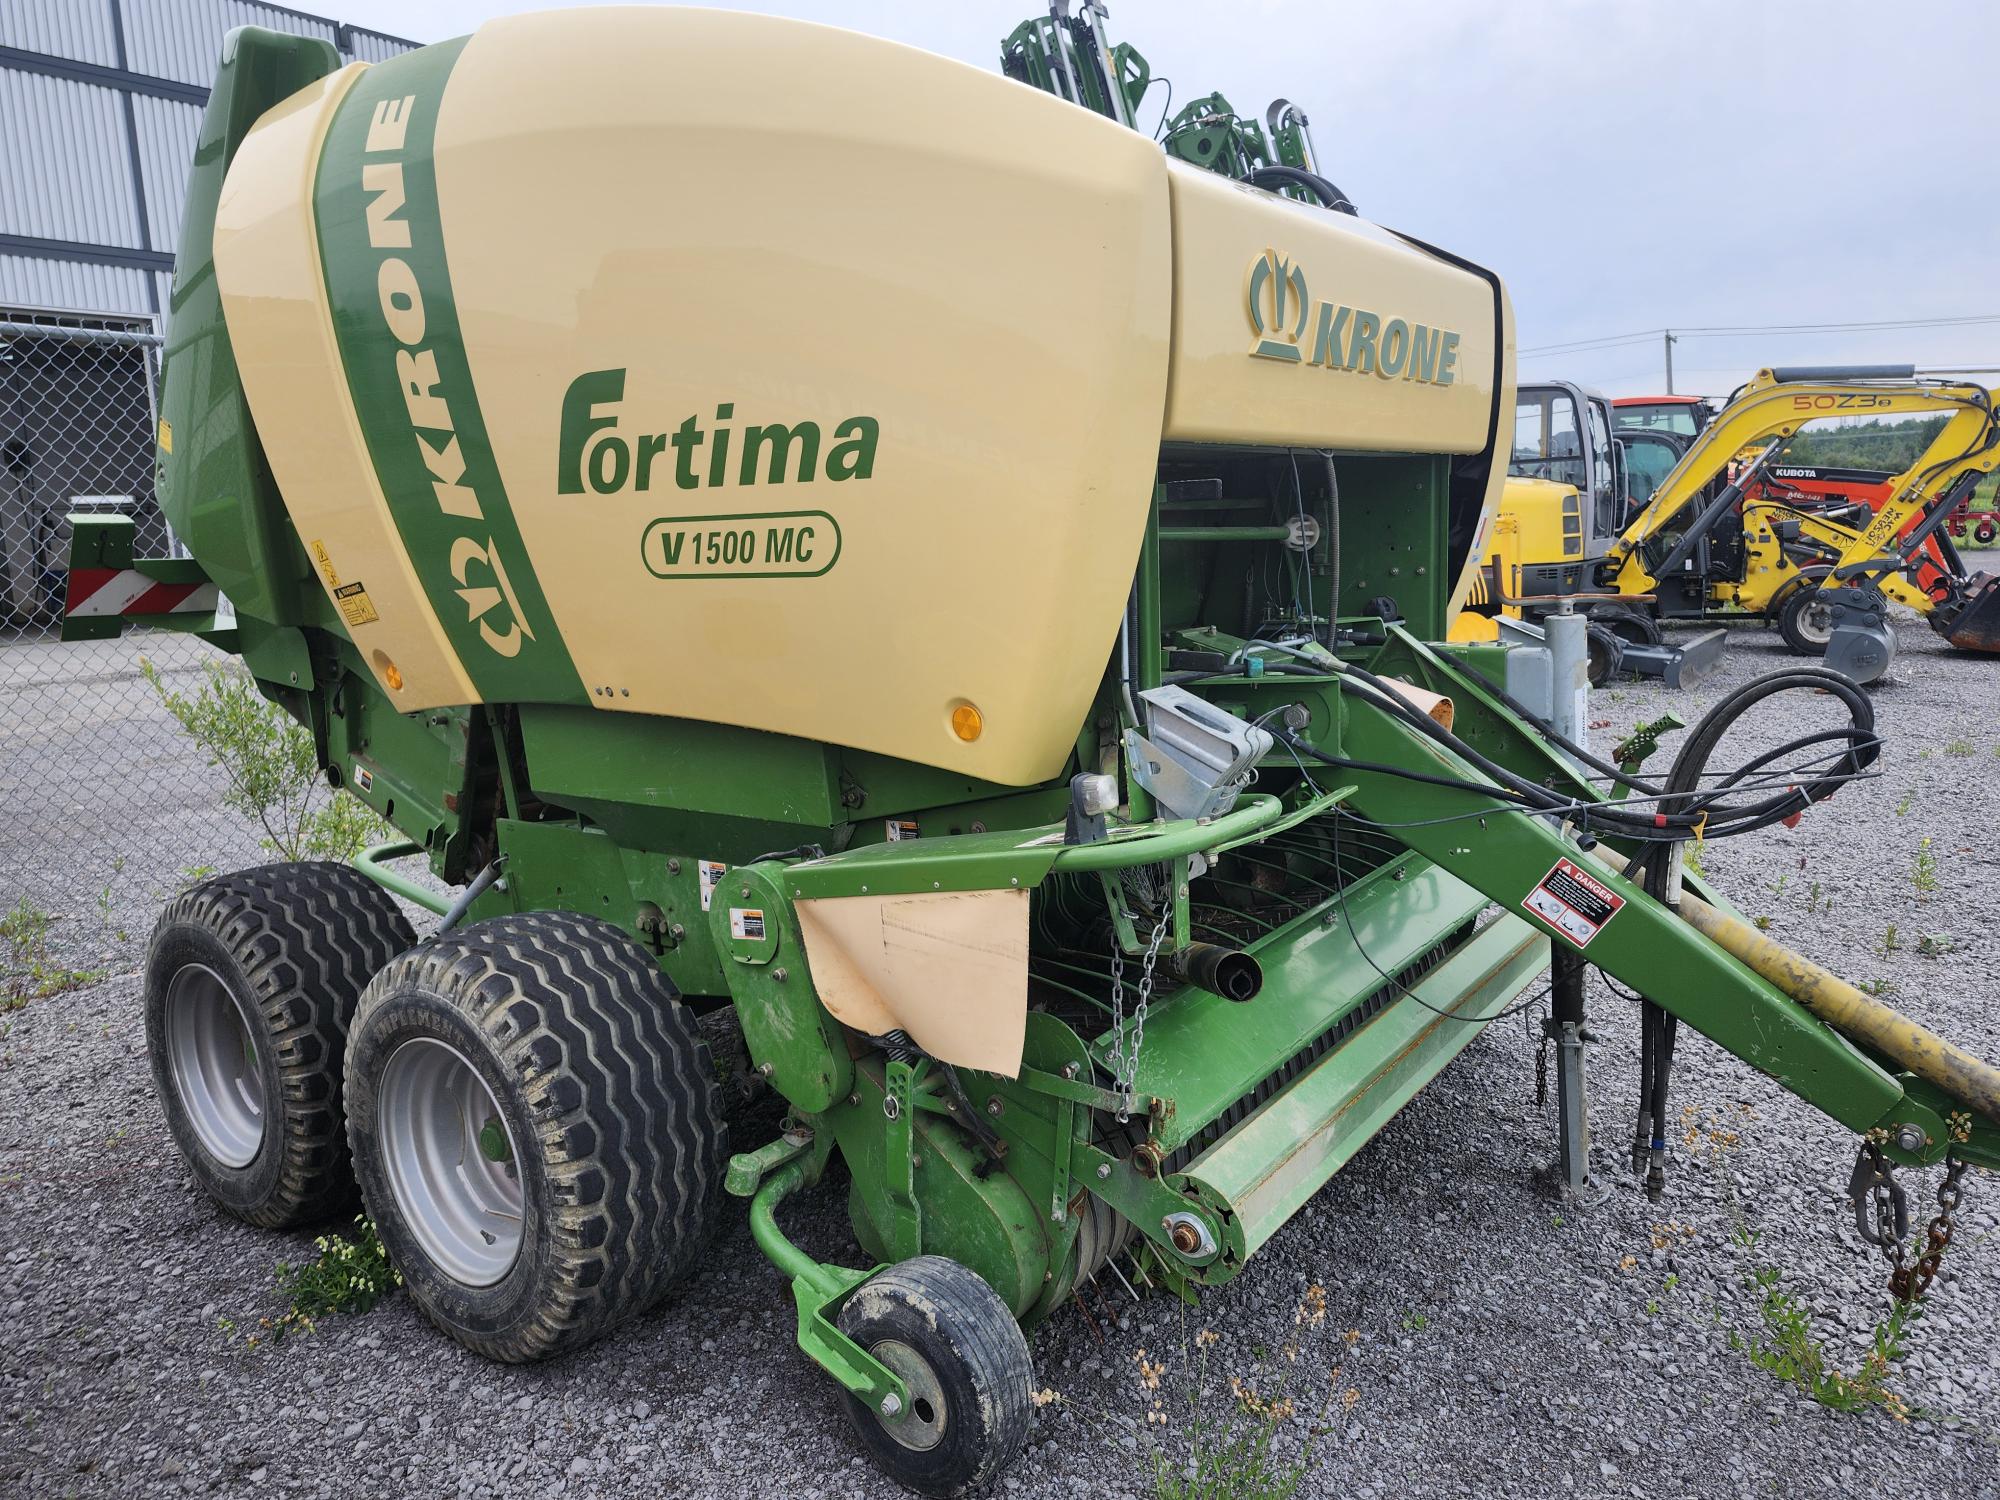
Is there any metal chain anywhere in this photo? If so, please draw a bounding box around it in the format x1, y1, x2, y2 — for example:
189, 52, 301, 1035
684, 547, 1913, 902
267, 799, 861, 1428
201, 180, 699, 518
1890, 1155, 1969, 1304
1123, 906, 1170, 1120
1107, 873, 1172, 1123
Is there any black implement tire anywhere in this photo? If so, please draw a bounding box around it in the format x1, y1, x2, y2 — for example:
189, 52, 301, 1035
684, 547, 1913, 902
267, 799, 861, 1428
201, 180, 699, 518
144, 862, 415, 1228
344, 911, 724, 1363
837, 1256, 1034, 1497
1585, 622, 1625, 687
1777, 575, 1836, 655
1976, 519, 1997, 546
1592, 605, 1663, 647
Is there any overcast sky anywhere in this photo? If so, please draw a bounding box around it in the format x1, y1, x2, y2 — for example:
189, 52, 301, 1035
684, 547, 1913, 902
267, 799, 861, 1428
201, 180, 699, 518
327, 0, 2000, 399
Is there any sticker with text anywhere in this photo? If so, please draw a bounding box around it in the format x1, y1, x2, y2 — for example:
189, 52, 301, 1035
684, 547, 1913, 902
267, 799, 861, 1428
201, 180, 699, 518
1524, 857, 1624, 948
698, 859, 727, 912
729, 907, 765, 942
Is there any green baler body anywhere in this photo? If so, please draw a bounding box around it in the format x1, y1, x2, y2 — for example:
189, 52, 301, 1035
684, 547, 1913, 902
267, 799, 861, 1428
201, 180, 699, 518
102, 14, 1994, 1415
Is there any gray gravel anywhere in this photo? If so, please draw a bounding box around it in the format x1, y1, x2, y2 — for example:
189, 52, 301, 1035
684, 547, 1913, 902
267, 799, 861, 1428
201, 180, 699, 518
5, 596, 2000, 1500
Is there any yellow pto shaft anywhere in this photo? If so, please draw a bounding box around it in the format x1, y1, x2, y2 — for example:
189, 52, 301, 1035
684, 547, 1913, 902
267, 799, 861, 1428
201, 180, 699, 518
1589, 847, 2000, 1125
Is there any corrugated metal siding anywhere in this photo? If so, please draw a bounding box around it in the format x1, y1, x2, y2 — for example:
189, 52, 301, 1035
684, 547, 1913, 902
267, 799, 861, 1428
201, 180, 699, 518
130, 92, 204, 254
343, 27, 415, 64
0, 0, 121, 68
0, 255, 155, 320
123, 0, 338, 88
0, 70, 139, 247
0, 1, 416, 324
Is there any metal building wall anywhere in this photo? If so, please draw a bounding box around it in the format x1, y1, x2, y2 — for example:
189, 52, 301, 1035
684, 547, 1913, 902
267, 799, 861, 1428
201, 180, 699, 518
0, 0, 417, 325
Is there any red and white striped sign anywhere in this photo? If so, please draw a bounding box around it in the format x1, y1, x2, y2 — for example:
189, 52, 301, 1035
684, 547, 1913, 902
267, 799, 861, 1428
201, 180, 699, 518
64, 567, 218, 620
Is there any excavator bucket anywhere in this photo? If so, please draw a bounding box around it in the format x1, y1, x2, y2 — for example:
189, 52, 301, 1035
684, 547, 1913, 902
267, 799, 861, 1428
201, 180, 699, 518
1938, 571, 2000, 653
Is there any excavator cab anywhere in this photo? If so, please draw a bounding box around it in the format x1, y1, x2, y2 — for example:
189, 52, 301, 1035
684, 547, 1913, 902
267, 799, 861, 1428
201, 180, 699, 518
1503, 380, 1626, 593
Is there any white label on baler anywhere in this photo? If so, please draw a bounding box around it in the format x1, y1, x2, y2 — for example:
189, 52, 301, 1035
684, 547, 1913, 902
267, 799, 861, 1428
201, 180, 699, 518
1525, 857, 1624, 949
698, 859, 727, 911
730, 907, 765, 942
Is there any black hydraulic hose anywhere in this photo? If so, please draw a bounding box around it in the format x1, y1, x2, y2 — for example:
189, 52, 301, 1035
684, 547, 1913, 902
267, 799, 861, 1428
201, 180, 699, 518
1337, 661, 1847, 834
1293, 661, 1877, 845
1321, 452, 1342, 652
1245, 164, 1357, 215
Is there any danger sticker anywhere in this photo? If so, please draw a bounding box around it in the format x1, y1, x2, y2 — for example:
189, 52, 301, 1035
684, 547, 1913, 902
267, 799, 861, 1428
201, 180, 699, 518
698, 859, 727, 912
1524, 857, 1625, 949
351, 764, 374, 792
729, 907, 765, 942
333, 579, 379, 627
885, 819, 919, 842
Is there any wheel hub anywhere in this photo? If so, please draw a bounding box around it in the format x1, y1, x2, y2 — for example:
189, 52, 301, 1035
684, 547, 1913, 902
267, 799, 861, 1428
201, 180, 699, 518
870, 1339, 948, 1452
164, 963, 265, 1168
378, 1038, 524, 1285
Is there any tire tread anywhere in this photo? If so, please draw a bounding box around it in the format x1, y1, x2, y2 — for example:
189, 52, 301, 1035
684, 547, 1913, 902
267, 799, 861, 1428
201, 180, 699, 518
147, 861, 414, 1227
349, 911, 724, 1362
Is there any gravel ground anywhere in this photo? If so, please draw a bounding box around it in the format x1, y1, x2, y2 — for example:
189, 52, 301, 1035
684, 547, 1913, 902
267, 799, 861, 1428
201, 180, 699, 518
5, 597, 2000, 1500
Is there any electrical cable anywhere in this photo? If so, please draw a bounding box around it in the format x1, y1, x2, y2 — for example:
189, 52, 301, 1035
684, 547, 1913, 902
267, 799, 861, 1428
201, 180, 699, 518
1282, 662, 1877, 847
1326, 806, 1550, 1023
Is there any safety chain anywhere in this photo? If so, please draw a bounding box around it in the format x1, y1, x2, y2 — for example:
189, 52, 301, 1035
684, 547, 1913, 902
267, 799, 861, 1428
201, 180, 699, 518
1853, 1128, 1975, 1305
1889, 1154, 1969, 1304
1107, 883, 1172, 1123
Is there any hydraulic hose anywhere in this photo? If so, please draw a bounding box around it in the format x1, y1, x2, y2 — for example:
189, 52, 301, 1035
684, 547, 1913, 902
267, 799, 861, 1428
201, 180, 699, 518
1304, 661, 1878, 846
1245, 164, 1357, 215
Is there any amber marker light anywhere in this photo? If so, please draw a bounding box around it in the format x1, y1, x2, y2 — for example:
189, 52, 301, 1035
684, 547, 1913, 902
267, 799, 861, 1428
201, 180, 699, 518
950, 703, 984, 742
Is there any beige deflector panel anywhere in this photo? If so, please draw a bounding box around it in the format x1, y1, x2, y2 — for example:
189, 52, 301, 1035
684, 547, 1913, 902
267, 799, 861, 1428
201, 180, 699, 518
1163, 163, 1498, 453
434, 8, 1173, 786
796, 889, 1031, 1077
213, 65, 477, 707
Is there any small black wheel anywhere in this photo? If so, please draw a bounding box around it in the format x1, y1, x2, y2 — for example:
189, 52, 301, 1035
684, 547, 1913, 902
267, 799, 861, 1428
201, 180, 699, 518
144, 862, 415, 1228
837, 1256, 1034, 1497
345, 911, 724, 1363
1592, 606, 1663, 648
1584, 622, 1624, 687
1777, 577, 1835, 655
1976, 519, 1997, 546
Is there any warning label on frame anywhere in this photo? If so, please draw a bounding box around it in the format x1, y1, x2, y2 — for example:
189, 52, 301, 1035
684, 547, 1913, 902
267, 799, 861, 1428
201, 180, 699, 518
1524, 857, 1625, 948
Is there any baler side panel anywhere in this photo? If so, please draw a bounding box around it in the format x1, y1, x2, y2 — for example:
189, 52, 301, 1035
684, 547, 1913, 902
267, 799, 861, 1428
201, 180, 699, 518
310, 40, 589, 709
214, 60, 480, 709
427, 7, 1174, 787
158, 26, 340, 632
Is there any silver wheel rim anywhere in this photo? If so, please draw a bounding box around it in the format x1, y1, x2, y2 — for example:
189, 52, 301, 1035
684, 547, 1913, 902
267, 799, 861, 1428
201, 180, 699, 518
378, 1038, 523, 1286
872, 1339, 948, 1452
165, 963, 266, 1168
1797, 598, 1834, 646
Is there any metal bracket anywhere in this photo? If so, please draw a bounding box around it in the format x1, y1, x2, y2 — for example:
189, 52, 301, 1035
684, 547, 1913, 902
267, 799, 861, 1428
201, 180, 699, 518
744, 1147, 911, 1419
884, 1059, 921, 1261
1847, 1141, 1909, 1248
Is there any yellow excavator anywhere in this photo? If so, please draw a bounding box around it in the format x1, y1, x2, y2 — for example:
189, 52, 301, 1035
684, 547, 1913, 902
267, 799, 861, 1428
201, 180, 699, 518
1457, 366, 2000, 684
1452, 379, 1724, 686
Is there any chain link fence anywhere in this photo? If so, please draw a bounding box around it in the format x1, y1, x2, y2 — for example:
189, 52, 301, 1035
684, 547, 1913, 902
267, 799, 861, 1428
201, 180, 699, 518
0, 316, 264, 948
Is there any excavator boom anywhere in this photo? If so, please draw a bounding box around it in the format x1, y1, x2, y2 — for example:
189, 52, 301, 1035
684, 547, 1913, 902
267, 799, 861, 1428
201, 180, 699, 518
1601, 367, 2000, 676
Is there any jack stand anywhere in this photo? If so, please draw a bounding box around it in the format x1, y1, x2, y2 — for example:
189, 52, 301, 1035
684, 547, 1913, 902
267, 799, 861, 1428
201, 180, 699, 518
1545, 945, 1592, 1195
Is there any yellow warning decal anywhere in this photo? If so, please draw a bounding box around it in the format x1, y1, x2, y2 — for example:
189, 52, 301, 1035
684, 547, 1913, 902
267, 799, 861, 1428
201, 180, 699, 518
310, 538, 341, 588
333, 580, 380, 627
157, 419, 172, 454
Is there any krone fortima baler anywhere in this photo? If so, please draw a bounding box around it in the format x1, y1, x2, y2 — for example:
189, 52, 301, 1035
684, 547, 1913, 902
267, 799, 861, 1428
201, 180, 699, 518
70, 7, 1999, 1494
